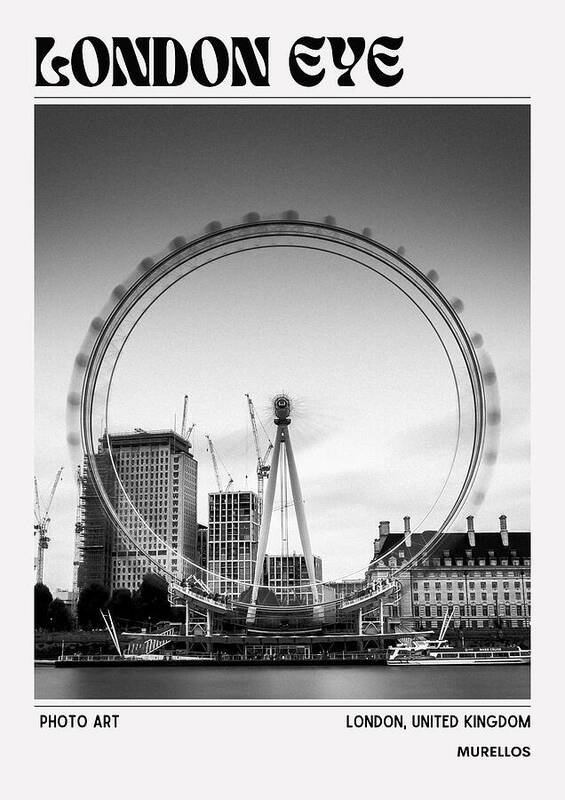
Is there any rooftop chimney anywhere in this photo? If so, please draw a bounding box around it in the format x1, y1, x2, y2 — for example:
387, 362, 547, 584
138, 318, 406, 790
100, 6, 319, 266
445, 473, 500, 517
404, 515, 412, 548
500, 514, 509, 546
374, 521, 390, 556
466, 515, 476, 547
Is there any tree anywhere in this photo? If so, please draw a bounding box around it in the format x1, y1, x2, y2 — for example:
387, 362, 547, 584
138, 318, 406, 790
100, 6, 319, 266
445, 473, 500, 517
108, 588, 135, 626
34, 583, 53, 629
47, 598, 74, 631
132, 572, 172, 623
77, 583, 110, 629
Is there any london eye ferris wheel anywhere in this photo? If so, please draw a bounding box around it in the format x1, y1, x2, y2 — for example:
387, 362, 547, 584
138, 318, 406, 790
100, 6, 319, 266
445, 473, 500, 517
66, 213, 501, 615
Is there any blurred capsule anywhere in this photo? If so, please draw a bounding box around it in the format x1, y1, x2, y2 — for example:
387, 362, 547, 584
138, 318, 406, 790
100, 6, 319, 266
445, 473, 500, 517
205, 221, 222, 233
90, 317, 104, 332
427, 269, 439, 283
243, 212, 260, 223
323, 215, 336, 226
472, 490, 486, 505
483, 369, 497, 385
283, 210, 299, 221
362, 227, 372, 238
484, 450, 498, 465
451, 297, 464, 314
112, 284, 126, 300
471, 332, 484, 348
169, 236, 187, 250
67, 392, 81, 407
138, 257, 154, 272
487, 409, 502, 426
397, 246, 406, 257
67, 432, 81, 446
75, 353, 88, 368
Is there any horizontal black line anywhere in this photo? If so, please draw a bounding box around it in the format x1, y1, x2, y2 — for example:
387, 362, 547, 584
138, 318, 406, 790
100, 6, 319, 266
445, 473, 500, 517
34, 703, 531, 708
33, 96, 531, 100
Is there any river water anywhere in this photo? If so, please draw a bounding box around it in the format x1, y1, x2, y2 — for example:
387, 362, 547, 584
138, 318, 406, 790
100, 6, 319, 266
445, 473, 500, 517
35, 664, 530, 700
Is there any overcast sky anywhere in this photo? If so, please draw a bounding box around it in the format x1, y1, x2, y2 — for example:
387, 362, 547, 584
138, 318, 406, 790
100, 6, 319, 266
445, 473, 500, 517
35, 104, 529, 590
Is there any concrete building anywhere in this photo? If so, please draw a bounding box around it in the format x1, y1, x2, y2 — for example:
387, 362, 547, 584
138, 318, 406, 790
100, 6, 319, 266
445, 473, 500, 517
366, 515, 531, 633
263, 553, 323, 605
79, 430, 198, 593
54, 588, 74, 606
206, 490, 259, 600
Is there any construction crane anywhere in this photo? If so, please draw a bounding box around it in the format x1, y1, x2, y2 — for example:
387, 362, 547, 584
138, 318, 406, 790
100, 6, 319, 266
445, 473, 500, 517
245, 393, 274, 517
205, 435, 233, 492
72, 465, 85, 607
180, 394, 196, 441
34, 466, 64, 584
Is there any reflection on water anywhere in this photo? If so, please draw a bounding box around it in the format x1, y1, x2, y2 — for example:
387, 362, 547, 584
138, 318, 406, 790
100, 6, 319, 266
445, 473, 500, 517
35, 664, 530, 700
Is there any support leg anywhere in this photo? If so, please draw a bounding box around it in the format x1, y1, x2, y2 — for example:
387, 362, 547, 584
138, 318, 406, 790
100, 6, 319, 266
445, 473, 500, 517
247, 426, 283, 623
284, 427, 319, 605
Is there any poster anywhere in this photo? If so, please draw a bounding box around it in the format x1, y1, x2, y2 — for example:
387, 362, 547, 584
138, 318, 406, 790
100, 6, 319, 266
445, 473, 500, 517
4, 1, 561, 795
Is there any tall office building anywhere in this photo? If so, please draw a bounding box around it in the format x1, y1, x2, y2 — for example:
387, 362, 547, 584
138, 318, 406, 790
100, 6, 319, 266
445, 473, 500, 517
80, 430, 198, 593
207, 490, 259, 600
263, 553, 323, 605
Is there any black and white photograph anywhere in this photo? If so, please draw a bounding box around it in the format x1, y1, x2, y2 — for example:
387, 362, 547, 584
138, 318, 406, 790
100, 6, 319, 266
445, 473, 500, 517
34, 104, 530, 701
7, 0, 565, 795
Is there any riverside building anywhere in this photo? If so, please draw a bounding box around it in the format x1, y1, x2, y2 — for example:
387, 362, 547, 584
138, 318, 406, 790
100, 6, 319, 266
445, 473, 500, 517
79, 430, 198, 593
263, 553, 324, 605
206, 490, 260, 600
366, 515, 530, 633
